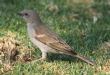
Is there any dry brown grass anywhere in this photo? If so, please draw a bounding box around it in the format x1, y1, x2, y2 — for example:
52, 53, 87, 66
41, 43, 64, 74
0, 31, 34, 73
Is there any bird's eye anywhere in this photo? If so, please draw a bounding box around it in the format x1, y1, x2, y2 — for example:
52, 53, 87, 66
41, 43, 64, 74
24, 13, 28, 16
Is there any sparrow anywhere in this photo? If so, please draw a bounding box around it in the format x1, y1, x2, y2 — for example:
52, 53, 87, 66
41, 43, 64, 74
18, 9, 95, 65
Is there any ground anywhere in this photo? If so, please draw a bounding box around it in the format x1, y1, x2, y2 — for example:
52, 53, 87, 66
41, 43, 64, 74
0, 0, 110, 75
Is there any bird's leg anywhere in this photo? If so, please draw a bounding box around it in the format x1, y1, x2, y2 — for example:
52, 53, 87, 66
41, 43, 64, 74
41, 52, 47, 61
37, 52, 47, 61
31, 52, 47, 64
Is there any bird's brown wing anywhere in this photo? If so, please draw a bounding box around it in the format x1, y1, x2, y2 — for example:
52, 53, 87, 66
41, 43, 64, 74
34, 25, 77, 54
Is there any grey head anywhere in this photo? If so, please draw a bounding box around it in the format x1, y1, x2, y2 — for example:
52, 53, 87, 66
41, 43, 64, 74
18, 9, 42, 24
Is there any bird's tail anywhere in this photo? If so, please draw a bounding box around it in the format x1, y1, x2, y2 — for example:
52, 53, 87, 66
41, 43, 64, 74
74, 54, 96, 66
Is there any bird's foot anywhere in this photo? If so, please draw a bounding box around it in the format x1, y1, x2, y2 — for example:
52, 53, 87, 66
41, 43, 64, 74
31, 57, 47, 64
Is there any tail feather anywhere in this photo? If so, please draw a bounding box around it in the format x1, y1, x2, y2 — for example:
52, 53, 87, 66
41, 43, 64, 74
74, 54, 96, 66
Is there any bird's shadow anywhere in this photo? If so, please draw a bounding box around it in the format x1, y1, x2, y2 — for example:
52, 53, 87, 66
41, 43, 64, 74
47, 53, 80, 63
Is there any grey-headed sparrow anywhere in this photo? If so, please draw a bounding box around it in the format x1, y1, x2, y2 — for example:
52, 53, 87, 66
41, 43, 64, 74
18, 10, 95, 65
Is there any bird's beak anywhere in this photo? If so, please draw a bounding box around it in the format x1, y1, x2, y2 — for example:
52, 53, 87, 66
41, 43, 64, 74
17, 12, 23, 16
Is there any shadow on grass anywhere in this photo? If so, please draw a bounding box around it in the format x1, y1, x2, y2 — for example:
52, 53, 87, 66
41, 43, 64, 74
47, 53, 80, 63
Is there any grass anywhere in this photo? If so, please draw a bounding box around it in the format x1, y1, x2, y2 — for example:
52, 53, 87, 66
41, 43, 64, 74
0, 0, 110, 75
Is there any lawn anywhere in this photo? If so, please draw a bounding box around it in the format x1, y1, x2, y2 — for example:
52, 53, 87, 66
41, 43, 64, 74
0, 0, 110, 75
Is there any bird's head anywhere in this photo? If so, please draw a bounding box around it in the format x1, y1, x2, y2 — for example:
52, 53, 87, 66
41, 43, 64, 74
18, 9, 41, 23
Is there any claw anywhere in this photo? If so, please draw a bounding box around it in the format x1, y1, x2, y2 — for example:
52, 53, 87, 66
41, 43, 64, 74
31, 57, 47, 64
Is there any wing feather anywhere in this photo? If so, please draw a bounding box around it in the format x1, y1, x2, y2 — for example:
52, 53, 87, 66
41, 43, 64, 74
34, 25, 76, 54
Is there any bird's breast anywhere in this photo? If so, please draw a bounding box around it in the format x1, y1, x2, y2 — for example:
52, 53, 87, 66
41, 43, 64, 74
27, 24, 55, 53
